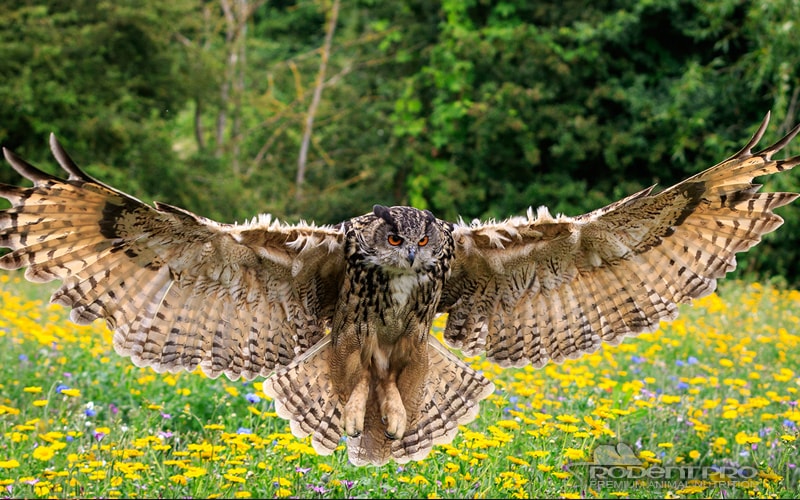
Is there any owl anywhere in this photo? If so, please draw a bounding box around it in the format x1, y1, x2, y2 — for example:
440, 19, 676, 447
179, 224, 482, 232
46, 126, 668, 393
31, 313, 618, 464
1, 113, 798, 466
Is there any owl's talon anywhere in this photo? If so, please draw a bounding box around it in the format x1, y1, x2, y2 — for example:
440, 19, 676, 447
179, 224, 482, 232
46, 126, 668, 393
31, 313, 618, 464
343, 374, 370, 439
378, 381, 407, 440
384, 430, 398, 440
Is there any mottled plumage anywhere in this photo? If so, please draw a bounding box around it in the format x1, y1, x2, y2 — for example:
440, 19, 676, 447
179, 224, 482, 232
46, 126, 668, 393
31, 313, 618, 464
1, 113, 798, 465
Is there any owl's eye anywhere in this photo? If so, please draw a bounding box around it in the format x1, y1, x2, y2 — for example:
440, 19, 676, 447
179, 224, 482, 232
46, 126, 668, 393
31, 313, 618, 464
387, 234, 404, 246
418, 235, 429, 247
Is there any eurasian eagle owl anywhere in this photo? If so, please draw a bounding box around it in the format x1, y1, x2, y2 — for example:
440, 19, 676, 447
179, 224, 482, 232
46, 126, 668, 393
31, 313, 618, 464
1, 113, 798, 466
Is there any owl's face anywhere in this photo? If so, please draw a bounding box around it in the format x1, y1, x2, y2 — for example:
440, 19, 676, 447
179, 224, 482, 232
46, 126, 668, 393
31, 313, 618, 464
347, 205, 453, 273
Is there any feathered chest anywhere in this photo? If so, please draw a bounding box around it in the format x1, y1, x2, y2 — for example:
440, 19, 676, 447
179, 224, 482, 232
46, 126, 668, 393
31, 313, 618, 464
343, 262, 446, 329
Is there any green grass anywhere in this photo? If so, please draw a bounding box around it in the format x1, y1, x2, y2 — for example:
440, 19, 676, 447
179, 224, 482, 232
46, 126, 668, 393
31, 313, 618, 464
0, 270, 798, 498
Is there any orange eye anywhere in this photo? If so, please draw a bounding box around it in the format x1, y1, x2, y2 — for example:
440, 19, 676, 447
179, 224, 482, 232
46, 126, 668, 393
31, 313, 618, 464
388, 234, 403, 246
418, 235, 429, 247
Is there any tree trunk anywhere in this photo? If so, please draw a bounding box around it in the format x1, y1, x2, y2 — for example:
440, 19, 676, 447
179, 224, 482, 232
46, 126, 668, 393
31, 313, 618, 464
295, 0, 341, 200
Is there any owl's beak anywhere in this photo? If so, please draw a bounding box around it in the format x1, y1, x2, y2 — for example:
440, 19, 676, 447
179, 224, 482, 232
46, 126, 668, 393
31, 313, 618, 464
406, 247, 416, 265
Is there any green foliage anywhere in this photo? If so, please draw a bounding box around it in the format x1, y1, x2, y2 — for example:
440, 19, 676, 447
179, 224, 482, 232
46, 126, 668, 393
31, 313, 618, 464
1, 0, 800, 283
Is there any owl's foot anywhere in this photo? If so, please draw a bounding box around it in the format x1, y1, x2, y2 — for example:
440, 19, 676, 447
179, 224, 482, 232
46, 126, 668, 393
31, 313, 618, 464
343, 375, 369, 438
378, 381, 406, 440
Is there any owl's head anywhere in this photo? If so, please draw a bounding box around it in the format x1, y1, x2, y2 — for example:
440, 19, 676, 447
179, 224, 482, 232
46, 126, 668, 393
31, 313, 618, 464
346, 205, 453, 273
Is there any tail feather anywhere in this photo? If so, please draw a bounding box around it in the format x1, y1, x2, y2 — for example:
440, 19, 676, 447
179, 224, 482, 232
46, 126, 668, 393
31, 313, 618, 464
347, 335, 495, 466
263, 334, 494, 466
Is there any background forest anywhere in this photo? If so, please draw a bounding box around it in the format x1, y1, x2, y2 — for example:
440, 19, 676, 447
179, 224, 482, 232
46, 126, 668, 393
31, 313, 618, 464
2, 0, 800, 283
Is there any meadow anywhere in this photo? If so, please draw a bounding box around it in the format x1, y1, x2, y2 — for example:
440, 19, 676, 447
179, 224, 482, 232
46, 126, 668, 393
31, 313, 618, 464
0, 271, 798, 499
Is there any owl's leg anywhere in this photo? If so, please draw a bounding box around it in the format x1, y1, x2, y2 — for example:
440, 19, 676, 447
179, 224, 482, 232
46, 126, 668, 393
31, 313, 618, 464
377, 375, 406, 440
343, 370, 369, 437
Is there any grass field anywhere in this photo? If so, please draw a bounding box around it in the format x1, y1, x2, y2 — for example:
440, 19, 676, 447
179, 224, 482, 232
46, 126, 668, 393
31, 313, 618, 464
0, 271, 798, 499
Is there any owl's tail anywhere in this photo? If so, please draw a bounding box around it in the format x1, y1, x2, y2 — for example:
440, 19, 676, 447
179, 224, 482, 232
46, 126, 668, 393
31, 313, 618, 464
347, 336, 495, 466
262, 335, 495, 466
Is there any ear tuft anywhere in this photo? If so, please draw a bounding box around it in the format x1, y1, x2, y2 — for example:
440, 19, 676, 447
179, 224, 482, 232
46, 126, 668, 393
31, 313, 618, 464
373, 205, 394, 226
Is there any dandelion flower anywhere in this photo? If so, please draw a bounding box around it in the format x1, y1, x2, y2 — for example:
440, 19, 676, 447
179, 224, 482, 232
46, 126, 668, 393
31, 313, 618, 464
33, 446, 55, 461
410, 475, 429, 485
169, 474, 187, 485
563, 448, 584, 461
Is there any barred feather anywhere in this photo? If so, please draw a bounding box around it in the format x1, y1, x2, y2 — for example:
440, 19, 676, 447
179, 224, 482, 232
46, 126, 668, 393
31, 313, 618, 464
441, 112, 800, 367
0, 137, 344, 380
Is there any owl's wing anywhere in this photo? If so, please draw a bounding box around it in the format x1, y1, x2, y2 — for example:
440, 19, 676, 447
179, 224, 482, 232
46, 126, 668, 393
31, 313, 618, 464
0, 136, 345, 380
440, 113, 800, 367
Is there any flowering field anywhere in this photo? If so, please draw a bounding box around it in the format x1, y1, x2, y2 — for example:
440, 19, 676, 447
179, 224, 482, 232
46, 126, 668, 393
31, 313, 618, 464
0, 271, 798, 499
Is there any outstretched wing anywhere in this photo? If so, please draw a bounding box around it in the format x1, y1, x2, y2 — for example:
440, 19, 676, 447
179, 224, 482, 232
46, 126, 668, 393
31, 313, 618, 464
0, 136, 345, 380
440, 113, 800, 368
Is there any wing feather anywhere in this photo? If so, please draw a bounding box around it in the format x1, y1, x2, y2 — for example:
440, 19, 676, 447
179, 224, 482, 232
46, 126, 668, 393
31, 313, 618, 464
0, 138, 345, 379
441, 113, 800, 367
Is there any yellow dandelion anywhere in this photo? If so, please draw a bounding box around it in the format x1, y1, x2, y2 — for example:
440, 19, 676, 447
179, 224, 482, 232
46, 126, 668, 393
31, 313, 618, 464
33, 482, 52, 496
497, 419, 521, 430
33, 446, 55, 461
273, 477, 292, 488
410, 475, 429, 485
234, 492, 252, 499
0, 460, 20, 468
276, 487, 292, 498
60, 388, 80, 397
224, 473, 246, 483
537, 464, 554, 472
507, 456, 530, 467
689, 450, 701, 460
169, 474, 187, 485
639, 450, 661, 464
657, 442, 674, 448
23, 386, 43, 393
676, 485, 706, 494
184, 466, 207, 478
780, 434, 796, 442
563, 448, 584, 461
758, 469, 783, 482
735, 431, 761, 445
318, 463, 333, 473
